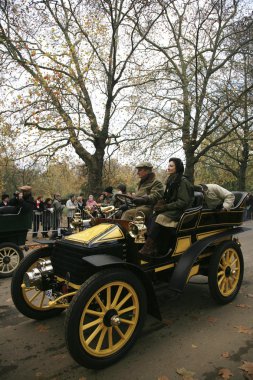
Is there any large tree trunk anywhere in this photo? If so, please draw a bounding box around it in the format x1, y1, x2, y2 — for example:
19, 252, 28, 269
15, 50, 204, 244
184, 143, 196, 183
86, 159, 104, 196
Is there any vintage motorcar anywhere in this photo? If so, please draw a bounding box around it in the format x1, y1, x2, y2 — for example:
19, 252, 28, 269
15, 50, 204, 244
0, 206, 32, 278
11, 191, 248, 369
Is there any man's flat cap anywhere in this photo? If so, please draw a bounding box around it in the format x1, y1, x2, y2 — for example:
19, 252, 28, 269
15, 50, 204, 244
135, 161, 153, 169
19, 185, 32, 191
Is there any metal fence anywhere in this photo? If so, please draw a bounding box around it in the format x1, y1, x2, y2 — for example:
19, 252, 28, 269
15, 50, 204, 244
27, 209, 88, 238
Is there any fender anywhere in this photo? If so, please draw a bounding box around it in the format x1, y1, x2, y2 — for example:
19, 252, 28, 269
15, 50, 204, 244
168, 227, 250, 295
82, 255, 161, 320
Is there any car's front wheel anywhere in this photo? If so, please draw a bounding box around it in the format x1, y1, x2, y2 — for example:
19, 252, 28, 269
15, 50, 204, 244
65, 268, 147, 369
11, 247, 63, 320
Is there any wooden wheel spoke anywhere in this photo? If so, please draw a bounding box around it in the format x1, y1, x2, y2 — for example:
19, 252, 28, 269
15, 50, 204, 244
115, 292, 132, 311
28, 290, 43, 303
95, 294, 106, 312
218, 275, 225, 287
85, 308, 103, 317
39, 293, 46, 308
119, 318, 135, 325
114, 326, 126, 339
82, 317, 103, 331
85, 324, 103, 345
106, 286, 111, 309
95, 327, 107, 352
108, 326, 113, 349
118, 305, 136, 316
111, 285, 123, 308
218, 270, 225, 277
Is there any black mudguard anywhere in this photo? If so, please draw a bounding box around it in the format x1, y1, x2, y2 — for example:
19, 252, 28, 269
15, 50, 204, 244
82, 255, 161, 320
168, 226, 250, 295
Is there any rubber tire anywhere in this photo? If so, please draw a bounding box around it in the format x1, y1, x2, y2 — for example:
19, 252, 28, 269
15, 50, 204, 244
65, 268, 147, 369
208, 240, 244, 304
0, 243, 24, 278
11, 247, 63, 320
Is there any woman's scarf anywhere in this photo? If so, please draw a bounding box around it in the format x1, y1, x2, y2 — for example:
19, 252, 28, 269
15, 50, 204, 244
164, 173, 182, 202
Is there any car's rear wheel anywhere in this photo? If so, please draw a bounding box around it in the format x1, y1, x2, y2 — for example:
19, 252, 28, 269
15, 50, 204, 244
0, 243, 24, 278
11, 247, 63, 320
208, 240, 244, 304
65, 268, 147, 369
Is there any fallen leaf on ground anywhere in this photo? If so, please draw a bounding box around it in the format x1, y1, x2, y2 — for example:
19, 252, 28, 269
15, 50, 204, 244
246, 293, 253, 298
234, 325, 253, 335
157, 376, 170, 380
207, 316, 218, 324
191, 344, 198, 349
221, 352, 230, 358
162, 319, 173, 327
218, 368, 233, 379
36, 324, 49, 332
236, 304, 251, 309
176, 367, 196, 379
239, 361, 253, 375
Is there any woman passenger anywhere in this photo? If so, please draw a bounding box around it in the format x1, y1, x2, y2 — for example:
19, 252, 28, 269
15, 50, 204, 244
139, 157, 194, 256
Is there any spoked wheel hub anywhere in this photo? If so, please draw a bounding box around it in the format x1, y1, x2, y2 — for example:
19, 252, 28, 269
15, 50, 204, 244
217, 248, 240, 296
3, 256, 11, 264
103, 309, 121, 327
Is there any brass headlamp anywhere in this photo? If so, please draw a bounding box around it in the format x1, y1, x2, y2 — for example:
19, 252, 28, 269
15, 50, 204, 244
128, 211, 147, 243
70, 211, 83, 232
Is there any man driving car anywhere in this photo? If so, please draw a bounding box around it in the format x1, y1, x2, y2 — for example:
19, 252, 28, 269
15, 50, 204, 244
121, 161, 164, 221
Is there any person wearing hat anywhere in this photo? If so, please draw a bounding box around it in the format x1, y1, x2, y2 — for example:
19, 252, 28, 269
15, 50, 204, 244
139, 157, 194, 256
101, 186, 114, 206
121, 161, 164, 222
0, 193, 9, 207
16, 185, 34, 228
9, 191, 20, 207
194, 183, 235, 211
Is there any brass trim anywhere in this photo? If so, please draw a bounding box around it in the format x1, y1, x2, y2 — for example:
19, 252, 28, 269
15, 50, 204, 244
196, 230, 226, 240
155, 263, 175, 272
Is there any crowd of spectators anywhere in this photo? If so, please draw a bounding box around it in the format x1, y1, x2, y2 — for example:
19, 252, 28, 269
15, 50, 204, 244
0, 183, 130, 238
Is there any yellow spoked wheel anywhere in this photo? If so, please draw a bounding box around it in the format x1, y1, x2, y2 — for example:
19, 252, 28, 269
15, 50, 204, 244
11, 248, 63, 320
65, 268, 147, 369
208, 241, 244, 304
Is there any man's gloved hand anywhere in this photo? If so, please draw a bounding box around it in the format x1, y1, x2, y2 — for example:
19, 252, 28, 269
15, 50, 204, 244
132, 196, 148, 206
154, 199, 168, 214
119, 204, 128, 212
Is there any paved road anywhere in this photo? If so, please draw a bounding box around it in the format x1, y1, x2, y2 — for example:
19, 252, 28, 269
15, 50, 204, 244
0, 221, 253, 380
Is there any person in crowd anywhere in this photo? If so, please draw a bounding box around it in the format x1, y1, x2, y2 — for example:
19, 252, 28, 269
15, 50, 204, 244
85, 195, 98, 213
139, 158, 194, 256
121, 161, 164, 222
66, 194, 77, 228
42, 197, 54, 238
194, 183, 235, 210
113, 184, 128, 217
0, 193, 9, 207
52, 193, 65, 233
76, 195, 84, 218
116, 183, 127, 195
16, 185, 34, 229
9, 191, 20, 207
101, 186, 114, 206
33, 196, 45, 238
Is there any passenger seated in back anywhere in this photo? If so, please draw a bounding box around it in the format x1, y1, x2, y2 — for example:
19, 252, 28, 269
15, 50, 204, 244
194, 184, 235, 211
139, 157, 194, 257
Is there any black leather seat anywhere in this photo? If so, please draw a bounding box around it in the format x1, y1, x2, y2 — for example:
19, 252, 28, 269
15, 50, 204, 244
192, 192, 204, 208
